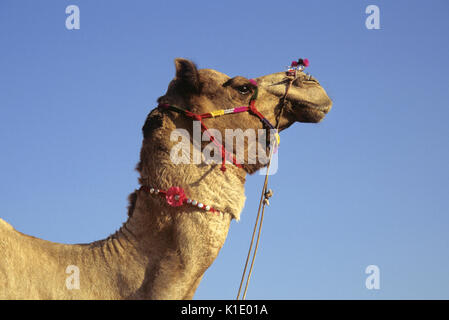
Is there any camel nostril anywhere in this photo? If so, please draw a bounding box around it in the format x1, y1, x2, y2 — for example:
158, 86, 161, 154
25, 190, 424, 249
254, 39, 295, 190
292, 74, 319, 87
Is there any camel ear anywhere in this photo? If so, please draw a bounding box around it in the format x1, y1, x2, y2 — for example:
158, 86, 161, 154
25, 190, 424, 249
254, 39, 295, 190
174, 58, 201, 93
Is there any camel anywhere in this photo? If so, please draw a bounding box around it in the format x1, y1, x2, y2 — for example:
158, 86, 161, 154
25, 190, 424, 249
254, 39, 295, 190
0, 58, 332, 299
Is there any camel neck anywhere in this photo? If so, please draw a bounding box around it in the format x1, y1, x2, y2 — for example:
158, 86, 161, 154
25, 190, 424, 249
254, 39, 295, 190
137, 114, 248, 220
89, 109, 250, 298
95, 186, 234, 299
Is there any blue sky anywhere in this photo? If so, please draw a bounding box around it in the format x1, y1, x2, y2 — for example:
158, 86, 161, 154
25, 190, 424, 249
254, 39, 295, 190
0, 0, 448, 299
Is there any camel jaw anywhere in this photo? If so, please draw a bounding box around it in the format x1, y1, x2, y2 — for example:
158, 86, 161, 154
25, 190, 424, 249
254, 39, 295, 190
290, 98, 332, 123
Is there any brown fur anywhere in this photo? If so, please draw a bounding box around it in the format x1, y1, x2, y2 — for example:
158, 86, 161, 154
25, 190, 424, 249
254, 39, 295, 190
0, 58, 332, 299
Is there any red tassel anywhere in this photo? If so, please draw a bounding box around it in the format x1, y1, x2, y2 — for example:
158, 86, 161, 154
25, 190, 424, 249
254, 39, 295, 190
303, 58, 310, 67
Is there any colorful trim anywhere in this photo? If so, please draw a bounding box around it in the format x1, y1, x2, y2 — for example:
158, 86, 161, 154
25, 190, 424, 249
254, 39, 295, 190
158, 79, 280, 172
141, 186, 221, 214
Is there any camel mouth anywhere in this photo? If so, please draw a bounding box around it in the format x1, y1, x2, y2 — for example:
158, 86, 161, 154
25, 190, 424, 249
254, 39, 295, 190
296, 101, 331, 113
291, 99, 332, 123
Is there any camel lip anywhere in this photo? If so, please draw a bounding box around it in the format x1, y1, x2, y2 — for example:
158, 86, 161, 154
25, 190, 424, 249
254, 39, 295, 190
293, 101, 331, 114
290, 99, 332, 123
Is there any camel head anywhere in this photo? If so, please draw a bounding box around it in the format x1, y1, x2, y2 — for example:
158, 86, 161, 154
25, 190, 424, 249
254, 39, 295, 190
148, 58, 332, 174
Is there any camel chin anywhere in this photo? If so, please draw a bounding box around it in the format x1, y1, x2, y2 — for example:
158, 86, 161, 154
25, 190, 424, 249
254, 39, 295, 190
291, 100, 332, 123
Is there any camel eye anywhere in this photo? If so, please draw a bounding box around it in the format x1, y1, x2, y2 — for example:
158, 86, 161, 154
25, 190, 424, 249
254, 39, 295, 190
237, 85, 251, 95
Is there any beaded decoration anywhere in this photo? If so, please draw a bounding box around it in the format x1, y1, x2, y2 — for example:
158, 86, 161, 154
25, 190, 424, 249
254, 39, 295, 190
286, 58, 310, 77
141, 186, 221, 214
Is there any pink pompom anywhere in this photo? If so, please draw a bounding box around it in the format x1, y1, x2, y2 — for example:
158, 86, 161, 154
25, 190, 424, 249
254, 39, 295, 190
303, 58, 310, 67
249, 79, 258, 86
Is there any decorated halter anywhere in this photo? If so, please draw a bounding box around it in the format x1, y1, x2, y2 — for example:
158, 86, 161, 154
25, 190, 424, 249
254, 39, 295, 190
158, 78, 279, 173
145, 58, 309, 214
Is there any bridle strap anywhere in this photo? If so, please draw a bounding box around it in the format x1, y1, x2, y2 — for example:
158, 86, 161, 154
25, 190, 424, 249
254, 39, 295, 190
158, 79, 278, 172
159, 103, 243, 171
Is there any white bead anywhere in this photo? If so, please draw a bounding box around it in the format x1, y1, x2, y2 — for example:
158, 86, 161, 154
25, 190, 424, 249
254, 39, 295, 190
205, 205, 210, 211
150, 188, 154, 194
174, 195, 180, 201
155, 189, 159, 194
192, 200, 198, 206
198, 203, 204, 209
186, 199, 192, 204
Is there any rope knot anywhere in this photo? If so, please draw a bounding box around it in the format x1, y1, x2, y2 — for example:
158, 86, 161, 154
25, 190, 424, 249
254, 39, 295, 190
249, 100, 257, 114
263, 189, 273, 206
264, 189, 273, 199
185, 111, 202, 121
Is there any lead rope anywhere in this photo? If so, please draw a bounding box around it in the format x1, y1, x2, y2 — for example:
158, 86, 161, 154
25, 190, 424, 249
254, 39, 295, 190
236, 74, 297, 300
